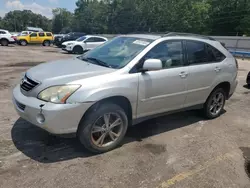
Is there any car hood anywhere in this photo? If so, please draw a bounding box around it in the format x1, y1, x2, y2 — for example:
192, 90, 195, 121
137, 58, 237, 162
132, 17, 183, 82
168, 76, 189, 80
26, 58, 115, 84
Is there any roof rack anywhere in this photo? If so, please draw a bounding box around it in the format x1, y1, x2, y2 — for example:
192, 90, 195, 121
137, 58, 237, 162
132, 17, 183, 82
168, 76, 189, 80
163, 32, 216, 41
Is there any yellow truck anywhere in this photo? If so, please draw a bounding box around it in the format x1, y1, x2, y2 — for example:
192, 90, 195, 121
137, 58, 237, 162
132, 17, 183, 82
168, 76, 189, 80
17, 32, 54, 46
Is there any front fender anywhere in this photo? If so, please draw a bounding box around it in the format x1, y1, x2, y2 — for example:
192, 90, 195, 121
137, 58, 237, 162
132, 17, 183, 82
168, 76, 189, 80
68, 86, 138, 116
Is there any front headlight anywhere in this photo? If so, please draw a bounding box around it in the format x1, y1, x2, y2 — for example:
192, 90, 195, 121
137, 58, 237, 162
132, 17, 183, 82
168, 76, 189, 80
38, 85, 81, 104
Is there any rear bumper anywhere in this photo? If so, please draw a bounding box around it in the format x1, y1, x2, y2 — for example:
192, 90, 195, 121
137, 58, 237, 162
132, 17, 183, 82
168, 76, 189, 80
228, 79, 238, 99
9, 41, 16, 44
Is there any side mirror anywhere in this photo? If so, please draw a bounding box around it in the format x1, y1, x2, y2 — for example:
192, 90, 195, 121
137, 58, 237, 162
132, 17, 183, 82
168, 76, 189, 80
142, 59, 162, 72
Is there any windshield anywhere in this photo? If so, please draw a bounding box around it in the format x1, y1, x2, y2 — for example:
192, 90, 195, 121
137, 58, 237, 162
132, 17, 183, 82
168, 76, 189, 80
78, 36, 153, 69
76, 36, 86, 41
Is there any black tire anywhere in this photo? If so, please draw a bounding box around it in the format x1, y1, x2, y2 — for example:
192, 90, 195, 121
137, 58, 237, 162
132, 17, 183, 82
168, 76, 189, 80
20, 40, 27, 46
245, 159, 250, 178
78, 103, 128, 153
73, 46, 83, 54
203, 88, 226, 119
43, 40, 50, 46
0, 39, 9, 46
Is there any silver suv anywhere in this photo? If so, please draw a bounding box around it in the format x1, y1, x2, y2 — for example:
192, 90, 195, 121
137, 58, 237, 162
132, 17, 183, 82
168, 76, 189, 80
12, 33, 238, 153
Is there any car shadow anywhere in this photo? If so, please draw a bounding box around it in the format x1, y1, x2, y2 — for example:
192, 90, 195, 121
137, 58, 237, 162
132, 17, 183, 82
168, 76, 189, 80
240, 147, 250, 178
11, 110, 208, 163
243, 84, 250, 89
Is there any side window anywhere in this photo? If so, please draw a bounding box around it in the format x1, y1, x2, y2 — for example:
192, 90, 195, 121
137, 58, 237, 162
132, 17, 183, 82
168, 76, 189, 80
85, 37, 95, 42
144, 41, 184, 69
30, 33, 37, 37
211, 46, 226, 62
46, 33, 52, 36
38, 33, 45, 37
0, 31, 6, 34
186, 41, 208, 65
93, 37, 106, 42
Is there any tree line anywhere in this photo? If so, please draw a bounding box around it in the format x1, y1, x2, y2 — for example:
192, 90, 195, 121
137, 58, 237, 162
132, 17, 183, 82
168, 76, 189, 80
1, 0, 250, 36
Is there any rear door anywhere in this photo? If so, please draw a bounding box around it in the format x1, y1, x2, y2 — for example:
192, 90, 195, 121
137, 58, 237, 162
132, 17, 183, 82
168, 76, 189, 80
183, 40, 226, 107
38, 32, 45, 43
84, 37, 105, 50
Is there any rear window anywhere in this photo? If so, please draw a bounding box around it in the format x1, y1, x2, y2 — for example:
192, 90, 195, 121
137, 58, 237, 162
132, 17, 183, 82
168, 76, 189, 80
46, 33, 52, 36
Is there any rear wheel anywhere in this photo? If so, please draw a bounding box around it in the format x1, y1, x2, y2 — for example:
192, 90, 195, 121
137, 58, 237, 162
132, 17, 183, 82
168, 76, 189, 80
0, 39, 8, 46
20, 40, 27, 46
203, 88, 226, 119
77, 103, 128, 153
43, 40, 50, 46
73, 46, 83, 54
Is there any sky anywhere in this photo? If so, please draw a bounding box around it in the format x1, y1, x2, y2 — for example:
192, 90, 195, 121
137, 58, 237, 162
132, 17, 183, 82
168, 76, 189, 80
0, 0, 77, 18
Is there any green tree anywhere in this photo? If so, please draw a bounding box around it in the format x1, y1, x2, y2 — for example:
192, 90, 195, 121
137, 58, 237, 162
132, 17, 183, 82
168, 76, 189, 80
1, 10, 52, 32
52, 8, 73, 33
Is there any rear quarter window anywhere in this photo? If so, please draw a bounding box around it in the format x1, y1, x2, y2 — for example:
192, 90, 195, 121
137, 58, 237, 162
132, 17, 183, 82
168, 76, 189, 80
46, 33, 52, 36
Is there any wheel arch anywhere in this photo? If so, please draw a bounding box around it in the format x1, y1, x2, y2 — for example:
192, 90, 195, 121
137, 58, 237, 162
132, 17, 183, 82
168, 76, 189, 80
77, 95, 133, 132
0, 38, 9, 41
209, 82, 231, 100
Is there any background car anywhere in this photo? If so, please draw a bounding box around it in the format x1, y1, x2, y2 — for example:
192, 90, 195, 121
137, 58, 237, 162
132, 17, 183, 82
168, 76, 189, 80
54, 32, 86, 47
19, 31, 33, 36
61, 35, 108, 54
0, 29, 16, 46
247, 72, 250, 87
17, 32, 54, 46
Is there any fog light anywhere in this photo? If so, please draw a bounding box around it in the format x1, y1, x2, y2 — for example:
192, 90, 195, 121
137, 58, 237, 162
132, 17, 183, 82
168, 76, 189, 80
36, 113, 45, 124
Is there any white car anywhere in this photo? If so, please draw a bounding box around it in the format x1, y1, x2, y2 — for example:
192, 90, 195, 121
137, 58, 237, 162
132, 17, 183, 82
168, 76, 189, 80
19, 31, 33, 36
0, 29, 16, 46
62, 35, 108, 54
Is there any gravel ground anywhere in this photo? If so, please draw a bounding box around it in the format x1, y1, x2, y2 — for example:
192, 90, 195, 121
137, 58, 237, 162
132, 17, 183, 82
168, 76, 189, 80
0, 45, 250, 188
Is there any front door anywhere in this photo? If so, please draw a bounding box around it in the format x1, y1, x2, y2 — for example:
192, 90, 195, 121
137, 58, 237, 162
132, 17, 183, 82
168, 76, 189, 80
29, 33, 39, 43
137, 40, 188, 118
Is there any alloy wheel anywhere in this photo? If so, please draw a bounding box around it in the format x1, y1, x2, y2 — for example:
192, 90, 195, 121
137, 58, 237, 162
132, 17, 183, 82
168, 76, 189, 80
91, 113, 123, 148
209, 92, 224, 116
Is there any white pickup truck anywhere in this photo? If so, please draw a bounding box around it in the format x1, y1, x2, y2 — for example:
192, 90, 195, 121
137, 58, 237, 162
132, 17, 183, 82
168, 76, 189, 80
0, 29, 16, 46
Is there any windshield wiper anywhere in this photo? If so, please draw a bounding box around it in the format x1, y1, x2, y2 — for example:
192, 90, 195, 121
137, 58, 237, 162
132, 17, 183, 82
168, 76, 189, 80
80, 57, 112, 68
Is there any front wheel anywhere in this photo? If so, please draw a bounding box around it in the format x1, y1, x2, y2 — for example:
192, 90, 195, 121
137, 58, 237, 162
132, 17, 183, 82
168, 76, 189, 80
203, 88, 226, 119
78, 103, 128, 153
73, 46, 83, 54
20, 40, 27, 46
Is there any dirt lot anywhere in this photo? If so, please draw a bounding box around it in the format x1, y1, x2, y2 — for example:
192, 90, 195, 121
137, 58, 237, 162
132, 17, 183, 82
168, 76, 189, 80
0, 45, 250, 188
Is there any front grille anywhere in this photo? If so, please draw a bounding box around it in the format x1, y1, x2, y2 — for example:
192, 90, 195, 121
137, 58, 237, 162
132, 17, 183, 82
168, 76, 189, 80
15, 99, 26, 111
21, 74, 39, 92
62, 45, 66, 48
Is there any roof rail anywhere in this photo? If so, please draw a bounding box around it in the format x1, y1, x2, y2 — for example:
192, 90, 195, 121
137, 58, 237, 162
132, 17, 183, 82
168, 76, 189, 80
163, 32, 216, 41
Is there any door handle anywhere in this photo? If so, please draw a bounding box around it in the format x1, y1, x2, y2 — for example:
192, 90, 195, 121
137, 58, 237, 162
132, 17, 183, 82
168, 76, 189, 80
214, 67, 221, 72
179, 71, 188, 78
